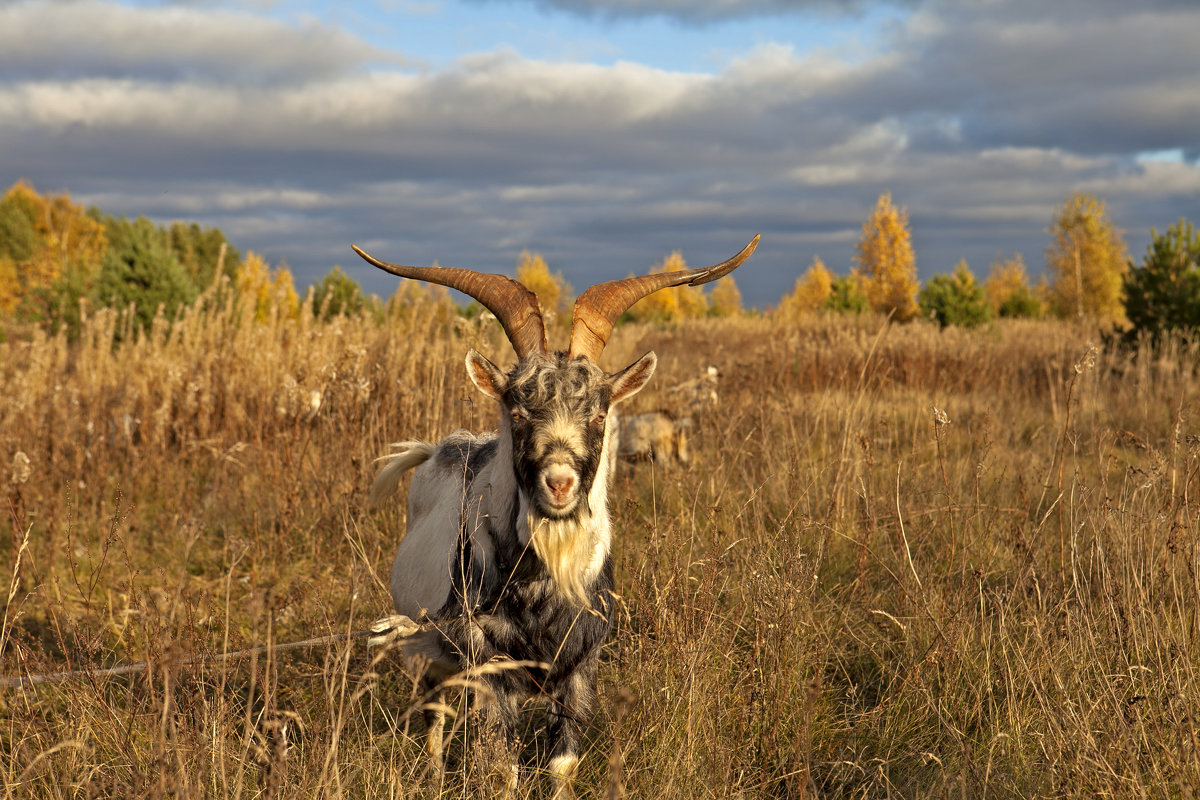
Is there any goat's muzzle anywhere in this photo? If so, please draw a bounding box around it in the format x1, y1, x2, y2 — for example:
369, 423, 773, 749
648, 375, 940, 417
539, 464, 581, 516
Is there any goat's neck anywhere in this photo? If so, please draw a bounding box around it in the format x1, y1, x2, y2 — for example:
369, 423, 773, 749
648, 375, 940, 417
487, 418, 615, 605
480, 426, 520, 541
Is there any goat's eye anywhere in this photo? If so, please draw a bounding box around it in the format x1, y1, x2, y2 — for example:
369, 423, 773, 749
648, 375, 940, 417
591, 411, 607, 426
511, 406, 528, 424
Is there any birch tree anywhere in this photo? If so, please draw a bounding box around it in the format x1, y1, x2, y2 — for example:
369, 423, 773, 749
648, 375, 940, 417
1045, 192, 1128, 326
854, 192, 919, 321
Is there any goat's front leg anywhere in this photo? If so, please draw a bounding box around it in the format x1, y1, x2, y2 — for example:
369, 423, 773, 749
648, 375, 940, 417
545, 659, 598, 799
454, 617, 525, 794
422, 684, 447, 786
469, 686, 521, 797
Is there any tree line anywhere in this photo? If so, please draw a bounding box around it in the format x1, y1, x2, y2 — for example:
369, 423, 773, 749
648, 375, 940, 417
2, 180, 1197, 343
0, 181, 365, 338
778, 191, 1200, 343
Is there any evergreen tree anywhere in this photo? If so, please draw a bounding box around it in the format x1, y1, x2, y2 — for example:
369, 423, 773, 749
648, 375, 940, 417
311, 266, 365, 319
854, 192, 919, 321
0, 187, 39, 265
17, 263, 96, 339
1045, 192, 1129, 326
0, 181, 250, 332
1123, 218, 1200, 343
919, 260, 991, 328
93, 215, 198, 331
168, 222, 240, 290
827, 274, 869, 314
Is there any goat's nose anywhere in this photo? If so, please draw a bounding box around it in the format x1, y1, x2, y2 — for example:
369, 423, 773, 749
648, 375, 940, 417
544, 473, 575, 500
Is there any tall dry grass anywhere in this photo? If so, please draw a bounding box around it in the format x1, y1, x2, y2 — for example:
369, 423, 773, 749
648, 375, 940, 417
2, 292, 1198, 798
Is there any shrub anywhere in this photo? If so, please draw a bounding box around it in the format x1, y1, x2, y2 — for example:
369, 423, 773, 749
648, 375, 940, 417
984, 254, 1043, 319
827, 274, 869, 314
918, 261, 991, 329
997, 286, 1044, 319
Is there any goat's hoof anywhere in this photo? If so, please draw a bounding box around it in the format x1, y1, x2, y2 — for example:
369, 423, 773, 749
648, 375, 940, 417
367, 614, 423, 647
548, 754, 579, 799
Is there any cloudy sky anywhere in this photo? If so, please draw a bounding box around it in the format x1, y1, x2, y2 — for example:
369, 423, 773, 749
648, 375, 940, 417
2, 0, 1198, 306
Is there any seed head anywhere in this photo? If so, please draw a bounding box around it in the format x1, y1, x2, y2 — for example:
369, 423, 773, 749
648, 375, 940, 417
1074, 343, 1098, 374
9, 451, 31, 485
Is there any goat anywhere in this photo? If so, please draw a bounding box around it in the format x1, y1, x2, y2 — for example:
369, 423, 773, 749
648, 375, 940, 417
357, 235, 759, 796
618, 364, 720, 467
618, 410, 691, 466
665, 364, 721, 417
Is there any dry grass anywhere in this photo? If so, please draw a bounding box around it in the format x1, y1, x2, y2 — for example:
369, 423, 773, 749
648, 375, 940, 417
2, 291, 1198, 798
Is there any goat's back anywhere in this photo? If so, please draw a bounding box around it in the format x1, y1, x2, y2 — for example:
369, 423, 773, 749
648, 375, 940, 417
382, 432, 501, 620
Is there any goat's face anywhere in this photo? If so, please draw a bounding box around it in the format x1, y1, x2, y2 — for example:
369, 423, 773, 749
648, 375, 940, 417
467, 350, 656, 519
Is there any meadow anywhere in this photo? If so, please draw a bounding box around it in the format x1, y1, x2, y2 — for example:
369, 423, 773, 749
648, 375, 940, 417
1, 288, 1198, 798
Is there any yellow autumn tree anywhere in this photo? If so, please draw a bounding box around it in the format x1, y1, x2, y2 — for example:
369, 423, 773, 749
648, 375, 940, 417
708, 275, 742, 317
235, 251, 300, 322
854, 192, 919, 321
1045, 192, 1129, 326
0, 262, 14, 313
0, 180, 107, 312
628, 250, 708, 321
515, 250, 572, 317
984, 254, 1027, 311
778, 256, 834, 320
0, 251, 17, 314
984, 254, 1044, 318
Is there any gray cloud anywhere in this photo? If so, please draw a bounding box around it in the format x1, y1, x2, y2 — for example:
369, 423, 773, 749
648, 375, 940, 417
842, 3, 1200, 156
470, 0, 1197, 24
1, 0, 1197, 308
0, 1, 404, 84
467, 0, 899, 23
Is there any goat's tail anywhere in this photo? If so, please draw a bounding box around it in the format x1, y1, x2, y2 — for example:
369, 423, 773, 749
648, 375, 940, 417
368, 441, 436, 509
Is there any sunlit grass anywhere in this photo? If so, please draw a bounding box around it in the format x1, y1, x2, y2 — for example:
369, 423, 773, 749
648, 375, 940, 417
2, 295, 1198, 798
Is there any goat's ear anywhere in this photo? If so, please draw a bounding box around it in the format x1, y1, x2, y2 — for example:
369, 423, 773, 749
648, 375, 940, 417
610, 351, 657, 406
465, 349, 506, 401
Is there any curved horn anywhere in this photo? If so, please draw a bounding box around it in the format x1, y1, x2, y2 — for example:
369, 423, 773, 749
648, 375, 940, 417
568, 234, 760, 363
352, 245, 548, 358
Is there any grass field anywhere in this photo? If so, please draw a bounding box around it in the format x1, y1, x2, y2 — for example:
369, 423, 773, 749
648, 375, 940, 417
2, 290, 1198, 798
